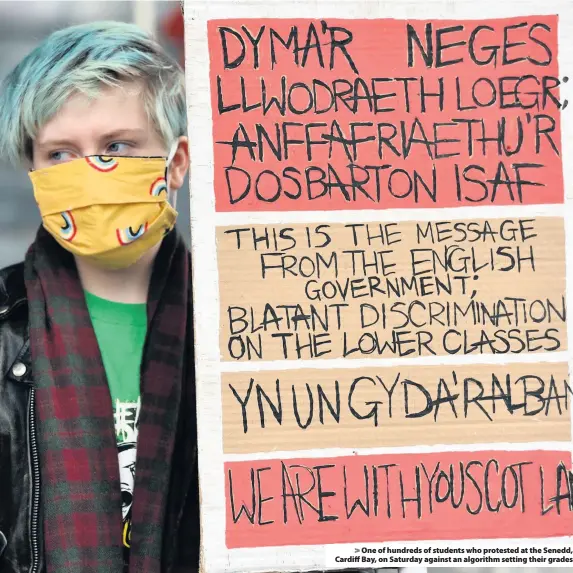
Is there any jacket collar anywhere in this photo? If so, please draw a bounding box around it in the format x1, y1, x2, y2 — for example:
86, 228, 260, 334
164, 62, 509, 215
0, 262, 33, 384
0, 262, 27, 318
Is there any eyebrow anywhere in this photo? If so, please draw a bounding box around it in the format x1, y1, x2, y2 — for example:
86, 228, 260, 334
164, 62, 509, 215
99, 128, 147, 141
36, 128, 147, 150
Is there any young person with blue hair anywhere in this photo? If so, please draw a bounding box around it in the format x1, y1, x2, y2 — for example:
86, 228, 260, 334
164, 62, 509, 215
0, 21, 199, 573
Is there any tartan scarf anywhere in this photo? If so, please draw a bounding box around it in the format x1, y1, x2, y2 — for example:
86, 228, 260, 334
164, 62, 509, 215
24, 226, 192, 573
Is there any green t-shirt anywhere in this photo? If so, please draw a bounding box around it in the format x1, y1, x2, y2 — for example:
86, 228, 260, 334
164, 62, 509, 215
84, 290, 147, 568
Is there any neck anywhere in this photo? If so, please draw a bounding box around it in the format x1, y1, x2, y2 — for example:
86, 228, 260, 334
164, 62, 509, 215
75, 243, 160, 303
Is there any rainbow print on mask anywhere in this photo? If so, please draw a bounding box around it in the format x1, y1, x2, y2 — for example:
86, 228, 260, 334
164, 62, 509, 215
149, 176, 167, 196
85, 156, 119, 172
116, 223, 149, 245
59, 211, 77, 241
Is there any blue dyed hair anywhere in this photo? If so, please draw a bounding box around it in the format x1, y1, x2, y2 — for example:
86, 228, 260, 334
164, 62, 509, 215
0, 21, 186, 165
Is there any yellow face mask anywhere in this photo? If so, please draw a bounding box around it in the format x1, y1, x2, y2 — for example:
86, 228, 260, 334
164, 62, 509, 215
29, 154, 178, 269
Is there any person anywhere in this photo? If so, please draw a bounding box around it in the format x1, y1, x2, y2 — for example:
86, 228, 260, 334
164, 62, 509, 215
0, 21, 199, 573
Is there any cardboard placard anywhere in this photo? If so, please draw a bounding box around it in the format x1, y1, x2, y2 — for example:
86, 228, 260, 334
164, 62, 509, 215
184, 1, 573, 571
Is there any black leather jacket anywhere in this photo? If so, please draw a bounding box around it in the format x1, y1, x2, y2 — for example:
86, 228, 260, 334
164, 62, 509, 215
0, 262, 199, 573
0, 262, 43, 573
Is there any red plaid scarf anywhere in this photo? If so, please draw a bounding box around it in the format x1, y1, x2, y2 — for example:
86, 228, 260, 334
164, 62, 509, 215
24, 227, 195, 573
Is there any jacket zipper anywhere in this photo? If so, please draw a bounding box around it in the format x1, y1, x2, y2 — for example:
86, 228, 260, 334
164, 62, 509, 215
28, 387, 41, 573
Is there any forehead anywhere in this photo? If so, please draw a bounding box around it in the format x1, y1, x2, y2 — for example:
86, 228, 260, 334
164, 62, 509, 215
35, 83, 152, 146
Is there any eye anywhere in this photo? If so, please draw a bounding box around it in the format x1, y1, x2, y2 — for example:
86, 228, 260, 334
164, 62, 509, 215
106, 142, 131, 155
49, 150, 74, 163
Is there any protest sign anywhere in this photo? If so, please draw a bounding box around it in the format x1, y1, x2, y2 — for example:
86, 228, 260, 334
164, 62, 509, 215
184, 0, 573, 571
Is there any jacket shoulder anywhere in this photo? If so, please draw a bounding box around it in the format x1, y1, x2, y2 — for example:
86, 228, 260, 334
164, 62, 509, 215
0, 262, 27, 320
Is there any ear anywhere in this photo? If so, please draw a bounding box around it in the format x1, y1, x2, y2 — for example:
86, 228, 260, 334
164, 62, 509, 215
167, 135, 190, 192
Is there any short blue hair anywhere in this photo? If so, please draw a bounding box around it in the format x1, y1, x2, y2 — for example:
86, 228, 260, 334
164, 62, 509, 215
0, 21, 186, 165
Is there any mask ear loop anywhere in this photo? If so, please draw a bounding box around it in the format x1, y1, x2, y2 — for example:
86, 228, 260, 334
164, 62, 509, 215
166, 141, 179, 166
165, 141, 180, 209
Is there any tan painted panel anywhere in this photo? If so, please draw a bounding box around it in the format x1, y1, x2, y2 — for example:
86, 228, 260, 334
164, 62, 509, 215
217, 218, 566, 361
222, 362, 571, 453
